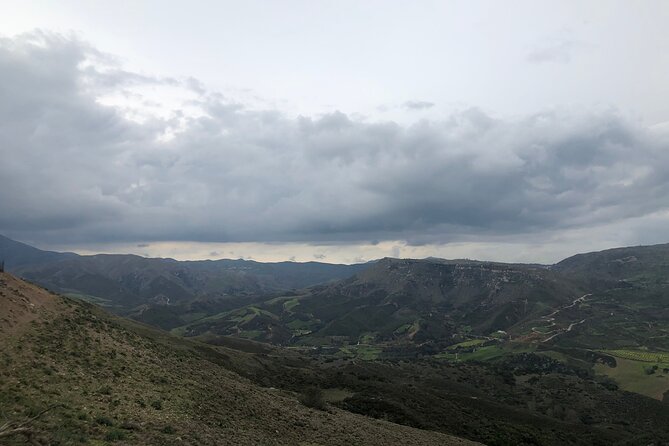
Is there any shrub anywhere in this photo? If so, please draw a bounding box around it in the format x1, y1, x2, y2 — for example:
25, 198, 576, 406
299, 386, 326, 410
105, 429, 126, 441
150, 399, 163, 410
95, 416, 114, 426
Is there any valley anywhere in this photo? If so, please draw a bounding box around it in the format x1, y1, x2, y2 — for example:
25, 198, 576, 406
3, 236, 669, 445
3, 7, 667, 445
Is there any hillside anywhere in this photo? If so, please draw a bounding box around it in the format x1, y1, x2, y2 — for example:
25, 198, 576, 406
178, 257, 584, 348
171, 245, 669, 411
554, 243, 669, 290
5, 273, 669, 446
0, 272, 475, 445
0, 234, 76, 269
1, 234, 369, 316
7, 236, 669, 422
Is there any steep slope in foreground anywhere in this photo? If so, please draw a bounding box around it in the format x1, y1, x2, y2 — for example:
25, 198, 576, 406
0, 273, 476, 446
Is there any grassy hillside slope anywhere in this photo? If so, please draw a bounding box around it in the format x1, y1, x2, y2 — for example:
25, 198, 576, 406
0, 272, 475, 446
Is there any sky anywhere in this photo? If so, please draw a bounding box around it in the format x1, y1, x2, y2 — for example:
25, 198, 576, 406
1, 0, 669, 264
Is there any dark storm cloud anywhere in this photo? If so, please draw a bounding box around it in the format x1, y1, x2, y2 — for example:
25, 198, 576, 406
2, 32, 669, 246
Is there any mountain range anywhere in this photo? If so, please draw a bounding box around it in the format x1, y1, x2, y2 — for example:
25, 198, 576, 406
0, 234, 368, 314
4, 235, 669, 444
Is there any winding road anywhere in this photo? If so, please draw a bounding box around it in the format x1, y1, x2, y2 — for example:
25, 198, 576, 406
531, 294, 591, 342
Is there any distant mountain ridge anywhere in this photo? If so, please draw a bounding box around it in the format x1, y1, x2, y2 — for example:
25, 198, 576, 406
5, 233, 669, 357
179, 256, 585, 346
175, 243, 669, 352
0, 234, 77, 268
553, 242, 669, 290
0, 234, 370, 311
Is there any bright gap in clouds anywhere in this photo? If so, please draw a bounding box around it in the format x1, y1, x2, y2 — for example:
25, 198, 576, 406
38, 208, 669, 265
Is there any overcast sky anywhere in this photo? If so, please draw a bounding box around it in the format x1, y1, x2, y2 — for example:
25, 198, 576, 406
1, 1, 669, 264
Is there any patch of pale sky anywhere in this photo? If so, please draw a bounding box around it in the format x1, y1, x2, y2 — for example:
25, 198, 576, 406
2, 1, 669, 123
39, 210, 669, 265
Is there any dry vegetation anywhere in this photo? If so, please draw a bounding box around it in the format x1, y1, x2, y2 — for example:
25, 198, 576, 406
0, 272, 477, 445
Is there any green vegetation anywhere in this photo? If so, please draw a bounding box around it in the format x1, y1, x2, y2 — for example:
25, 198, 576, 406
446, 339, 486, 350
335, 345, 382, 361
286, 318, 315, 330
64, 292, 112, 306
299, 387, 326, 410
594, 358, 669, 400
237, 330, 263, 340
358, 332, 378, 344
603, 349, 669, 363
0, 274, 470, 446
104, 429, 127, 442
283, 298, 301, 311
9, 239, 669, 444
321, 388, 355, 403
436, 344, 507, 361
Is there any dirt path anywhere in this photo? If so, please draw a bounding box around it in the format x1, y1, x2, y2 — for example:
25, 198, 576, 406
529, 294, 591, 342
543, 319, 587, 342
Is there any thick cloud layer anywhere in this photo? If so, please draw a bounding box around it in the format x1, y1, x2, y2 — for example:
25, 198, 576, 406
2, 32, 669, 248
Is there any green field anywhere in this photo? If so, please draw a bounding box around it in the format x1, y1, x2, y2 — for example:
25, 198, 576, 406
435, 345, 506, 362
603, 349, 669, 363
446, 339, 486, 350
358, 332, 378, 344
321, 388, 355, 403
335, 345, 382, 361
594, 357, 669, 400
237, 330, 263, 340
64, 293, 112, 306
435, 342, 537, 362
283, 298, 301, 311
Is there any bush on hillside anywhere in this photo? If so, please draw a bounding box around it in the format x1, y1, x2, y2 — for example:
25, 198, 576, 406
299, 386, 326, 410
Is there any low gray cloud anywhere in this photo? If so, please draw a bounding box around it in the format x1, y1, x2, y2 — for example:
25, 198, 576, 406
403, 100, 435, 110
1, 32, 669, 248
